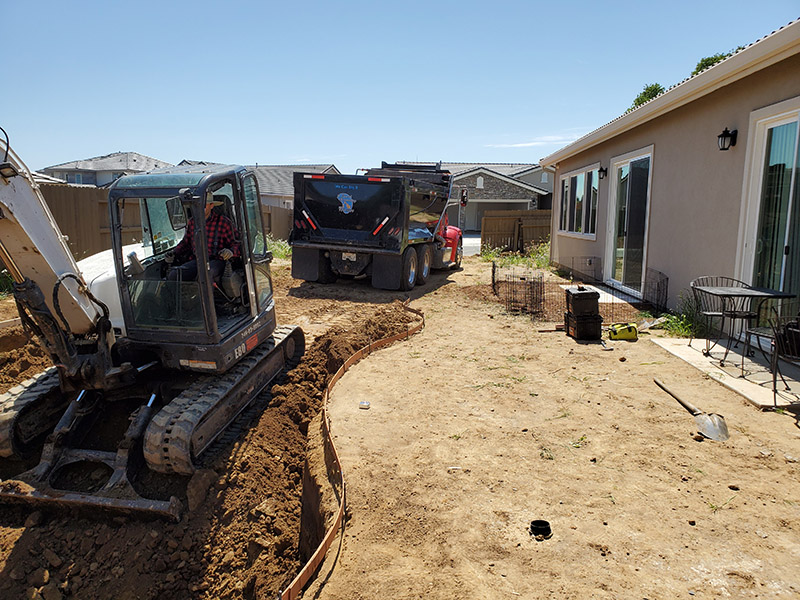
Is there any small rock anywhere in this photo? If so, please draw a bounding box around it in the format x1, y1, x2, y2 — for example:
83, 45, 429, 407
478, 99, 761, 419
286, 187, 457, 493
186, 469, 217, 512
28, 567, 49, 587
41, 583, 63, 600
10, 567, 28, 581
167, 539, 179, 550
24, 588, 43, 600
250, 498, 279, 520
760, 450, 773, 458
728, 484, 740, 491
784, 454, 798, 463
222, 550, 236, 566
247, 537, 271, 562
688, 520, 696, 526
181, 535, 193, 551
618, 356, 626, 362
24, 512, 44, 528
43, 548, 63, 568
154, 558, 167, 572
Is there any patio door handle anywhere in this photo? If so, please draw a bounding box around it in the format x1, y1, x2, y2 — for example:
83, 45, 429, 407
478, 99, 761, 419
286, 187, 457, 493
785, 245, 791, 255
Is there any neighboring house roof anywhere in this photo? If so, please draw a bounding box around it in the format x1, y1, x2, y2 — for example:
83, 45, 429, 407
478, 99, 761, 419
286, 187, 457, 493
397, 161, 540, 177
250, 164, 340, 196
541, 18, 800, 166
453, 166, 550, 195
44, 151, 173, 172
511, 164, 553, 178
176, 159, 220, 166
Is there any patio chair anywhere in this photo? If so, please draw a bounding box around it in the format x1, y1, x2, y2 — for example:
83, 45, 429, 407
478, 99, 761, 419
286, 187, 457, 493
768, 310, 800, 406
689, 276, 752, 355
745, 298, 800, 367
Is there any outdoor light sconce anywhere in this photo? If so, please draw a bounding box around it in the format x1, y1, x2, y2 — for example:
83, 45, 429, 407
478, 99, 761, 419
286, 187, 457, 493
598, 167, 607, 180
718, 128, 738, 151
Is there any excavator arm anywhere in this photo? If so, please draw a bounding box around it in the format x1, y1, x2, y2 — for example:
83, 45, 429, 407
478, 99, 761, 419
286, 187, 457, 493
0, 139, 128, 390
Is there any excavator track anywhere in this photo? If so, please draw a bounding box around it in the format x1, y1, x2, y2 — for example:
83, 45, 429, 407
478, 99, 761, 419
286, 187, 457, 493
144, 325, 304, 475
0, 367, 64, 460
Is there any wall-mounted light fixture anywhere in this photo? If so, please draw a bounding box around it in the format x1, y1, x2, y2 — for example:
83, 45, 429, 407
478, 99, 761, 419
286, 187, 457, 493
717, 127, 738, 151
598, 167, 607, 180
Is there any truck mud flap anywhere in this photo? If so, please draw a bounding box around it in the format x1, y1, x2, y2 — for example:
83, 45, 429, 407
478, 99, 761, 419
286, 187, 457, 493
371, 254, 402, 290
292, 247, 322, 282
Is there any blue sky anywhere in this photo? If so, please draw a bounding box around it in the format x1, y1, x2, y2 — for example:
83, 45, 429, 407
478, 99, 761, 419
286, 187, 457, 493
3, 1, 798, 174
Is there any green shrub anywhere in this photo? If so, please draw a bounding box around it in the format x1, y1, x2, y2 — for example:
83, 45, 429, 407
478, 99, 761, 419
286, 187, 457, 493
266, 235, 291, 259
480, 238, 551, 270
656, 291, 705, 338
0, 269, 12, 296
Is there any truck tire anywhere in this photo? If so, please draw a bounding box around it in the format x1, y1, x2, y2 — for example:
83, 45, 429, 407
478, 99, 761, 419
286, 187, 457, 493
317, 253, 337, 283
451, 237, 463, 270
415, 244, 432, 285
400, 247, 417, 291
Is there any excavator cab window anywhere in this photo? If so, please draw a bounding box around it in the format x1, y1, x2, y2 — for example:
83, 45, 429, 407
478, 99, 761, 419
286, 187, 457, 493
139, 197, 187, 258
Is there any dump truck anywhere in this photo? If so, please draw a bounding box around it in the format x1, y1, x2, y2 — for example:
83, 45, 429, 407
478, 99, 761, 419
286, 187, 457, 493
289, 162, 464, 290
0, 134, 303, 520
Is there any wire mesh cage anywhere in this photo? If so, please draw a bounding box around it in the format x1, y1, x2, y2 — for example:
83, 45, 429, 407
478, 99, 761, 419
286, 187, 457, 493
491, 259, 669, 324
491, 263, 544, 315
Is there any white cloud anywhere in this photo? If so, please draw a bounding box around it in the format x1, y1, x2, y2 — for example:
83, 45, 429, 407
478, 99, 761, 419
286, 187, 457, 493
485, 132, 586, 148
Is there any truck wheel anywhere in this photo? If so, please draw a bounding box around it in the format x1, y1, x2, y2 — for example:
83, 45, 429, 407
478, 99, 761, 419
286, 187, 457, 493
415, 244, 432, 285
451, 237, 463, 270
400, 247, 417, 291
317, 254, 337, 283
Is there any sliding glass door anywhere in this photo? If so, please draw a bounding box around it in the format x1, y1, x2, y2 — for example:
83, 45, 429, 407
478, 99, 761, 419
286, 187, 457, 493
609, 155, 651, 293
753, 119, 800, 297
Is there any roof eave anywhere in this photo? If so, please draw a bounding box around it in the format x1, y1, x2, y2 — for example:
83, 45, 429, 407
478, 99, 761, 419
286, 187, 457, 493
540, 20, 800, 167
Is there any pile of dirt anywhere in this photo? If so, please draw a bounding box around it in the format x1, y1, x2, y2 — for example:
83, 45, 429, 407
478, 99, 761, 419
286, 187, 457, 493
0, 301, 420, 600
0, 327, 51, 394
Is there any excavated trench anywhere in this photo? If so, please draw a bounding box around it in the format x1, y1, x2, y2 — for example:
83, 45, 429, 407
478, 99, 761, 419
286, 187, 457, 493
0, 299, 420, 599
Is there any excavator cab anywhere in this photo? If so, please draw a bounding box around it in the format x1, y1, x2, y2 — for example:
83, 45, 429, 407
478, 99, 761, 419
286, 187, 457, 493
108, 165, 277, 373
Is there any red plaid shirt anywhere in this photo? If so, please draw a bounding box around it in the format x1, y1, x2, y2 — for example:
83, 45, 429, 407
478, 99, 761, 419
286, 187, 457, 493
174, 211, 241, 261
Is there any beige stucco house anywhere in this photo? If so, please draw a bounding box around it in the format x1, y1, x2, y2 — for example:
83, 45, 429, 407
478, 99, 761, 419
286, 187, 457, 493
541, 19, 800, 310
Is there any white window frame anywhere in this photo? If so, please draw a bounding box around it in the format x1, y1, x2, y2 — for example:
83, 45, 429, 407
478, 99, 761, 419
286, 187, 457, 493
736, 95, 800, 284
557, 162, 599, 240
604, 145, 654, 297
476, 176, 484, 189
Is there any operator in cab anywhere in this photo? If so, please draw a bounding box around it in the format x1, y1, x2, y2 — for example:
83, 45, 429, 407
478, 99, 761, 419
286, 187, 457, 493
166, 195, 240, 281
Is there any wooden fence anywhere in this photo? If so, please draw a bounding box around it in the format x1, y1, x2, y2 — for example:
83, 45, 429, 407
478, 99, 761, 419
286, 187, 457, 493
481, 209, 551, 252
40, 184, 141, 260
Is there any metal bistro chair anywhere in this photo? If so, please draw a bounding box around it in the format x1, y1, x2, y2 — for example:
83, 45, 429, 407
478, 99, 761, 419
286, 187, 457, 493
689, 276, 754, 357
745, 298, 800, 371
768, 309, 800, 406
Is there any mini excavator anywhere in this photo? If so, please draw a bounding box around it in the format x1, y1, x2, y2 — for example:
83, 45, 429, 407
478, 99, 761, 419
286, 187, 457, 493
0, 133, 303, 520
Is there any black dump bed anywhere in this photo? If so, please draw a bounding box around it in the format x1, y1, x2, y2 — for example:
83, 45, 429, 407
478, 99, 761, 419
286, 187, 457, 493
291, 163, 451, 253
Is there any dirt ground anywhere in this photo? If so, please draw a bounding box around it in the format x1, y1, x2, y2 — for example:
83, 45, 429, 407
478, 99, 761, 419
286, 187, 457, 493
1, 258, 799, 599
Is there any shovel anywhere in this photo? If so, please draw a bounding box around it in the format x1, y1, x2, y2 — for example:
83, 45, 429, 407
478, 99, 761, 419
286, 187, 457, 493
653, 378, 730, 441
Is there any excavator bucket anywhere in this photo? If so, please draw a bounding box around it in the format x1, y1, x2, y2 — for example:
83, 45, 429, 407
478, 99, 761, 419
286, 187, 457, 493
0, 391, 183, 521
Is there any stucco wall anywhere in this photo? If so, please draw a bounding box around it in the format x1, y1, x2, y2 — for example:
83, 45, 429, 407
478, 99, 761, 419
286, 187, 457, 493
551, 53, 800, 309
450, 173, 541, 231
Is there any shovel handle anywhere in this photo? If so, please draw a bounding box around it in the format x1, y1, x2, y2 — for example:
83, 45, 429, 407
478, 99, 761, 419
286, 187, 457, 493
653, 378, 701, 416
